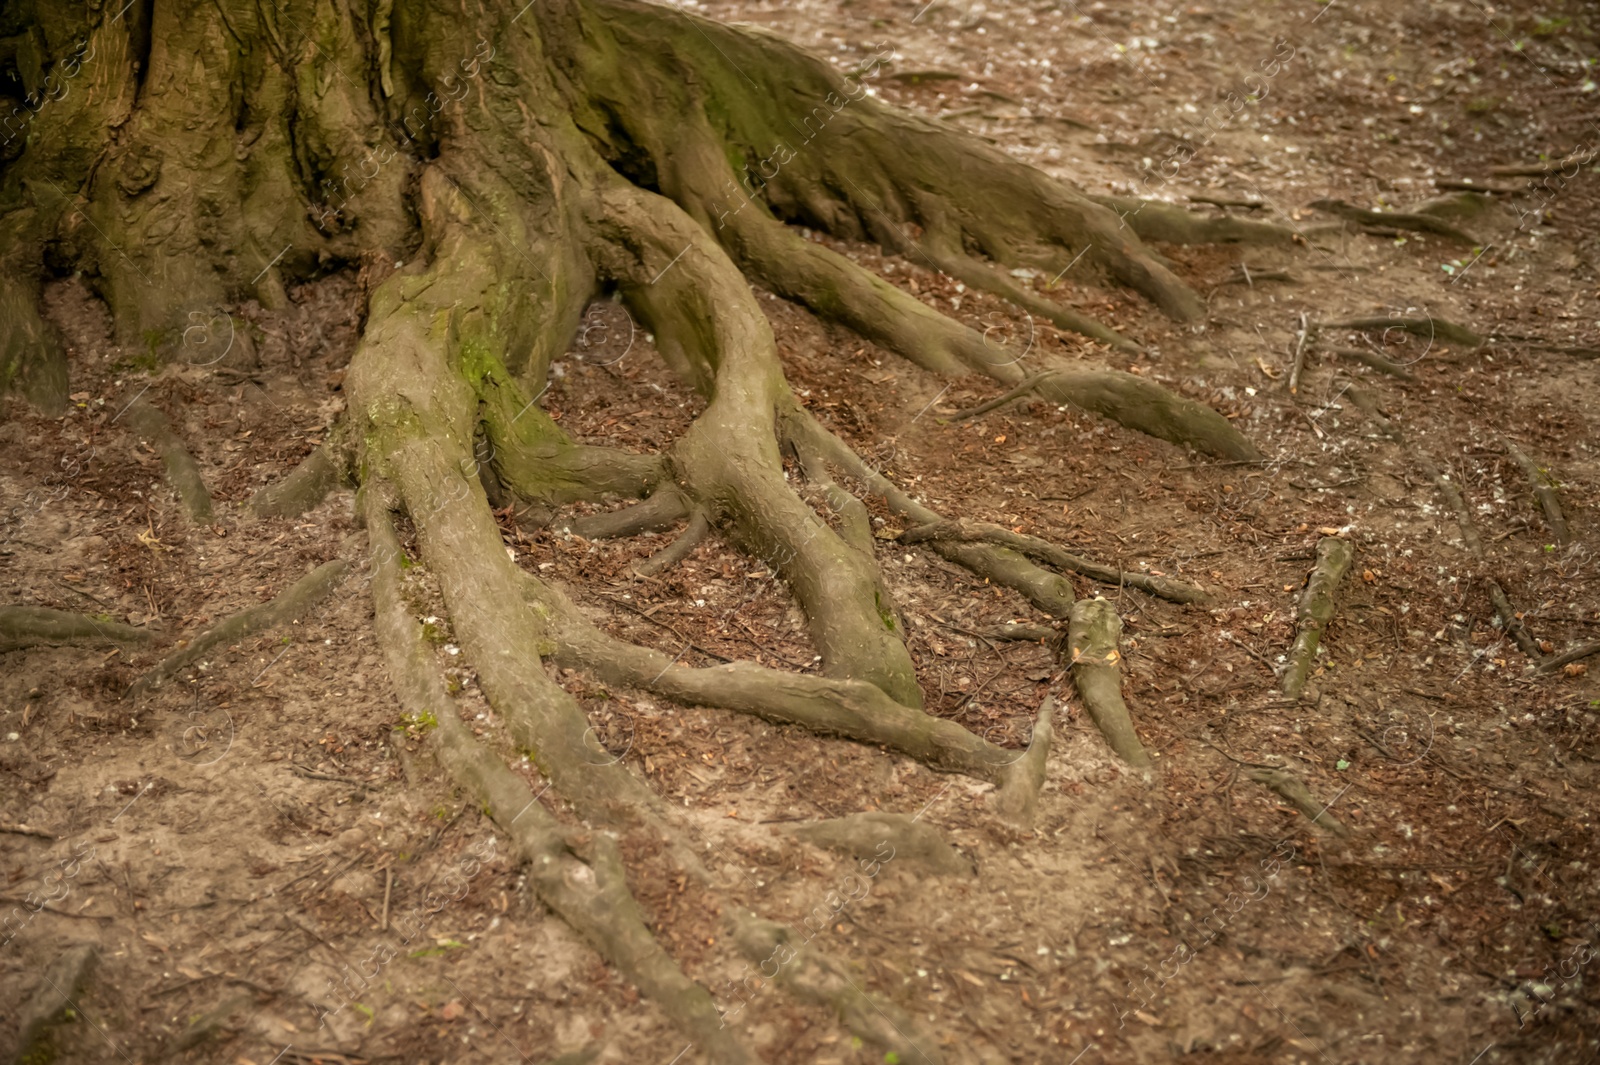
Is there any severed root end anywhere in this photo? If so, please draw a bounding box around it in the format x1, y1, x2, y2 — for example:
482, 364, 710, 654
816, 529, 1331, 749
1247, 767, 1351, 837
0, 606, 157, 652
1066, 599, 1152, 769
995, 695, 1056, 828
1281, 537, 1353, 700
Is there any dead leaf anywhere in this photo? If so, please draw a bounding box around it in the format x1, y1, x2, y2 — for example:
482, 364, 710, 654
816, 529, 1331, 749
1256, 357, 1281, 380
1564, 663, 1588, 677
441, 1000, 465, 1020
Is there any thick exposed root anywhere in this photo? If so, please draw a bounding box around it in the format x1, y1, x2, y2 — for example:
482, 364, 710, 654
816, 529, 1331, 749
362, 491, 750, 1063
1066, 599, 1152, 769
791, 414, 1078, 618
1247, 767, 1351, 837
634, 510, 710, 576
900, 520, 1212, 605
552, 0, 1207, 322
0, 606, 156, 652
1089, 195, 1299, 246
127, 560, 350, 697
470, 348, 665, 508
248, 443, 346, 519
568, 485, 691, 540
1539, 642, 1600, 674
123, 400, 213, 523
994, 696, 1055, 827
1505, 441, 1571, 546
1322, 316, 1484, 349
953, 370, 1261, 461
525, 574, 1027, 785
587, 177, 922, 706
1281, 537, 1353, 700
1307, 199, 1479, 244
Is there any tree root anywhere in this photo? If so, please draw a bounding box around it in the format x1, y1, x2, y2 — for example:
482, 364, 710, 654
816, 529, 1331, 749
1539, 641, 1600, 674
1281, 537, 1353, 700
1505, 441, 1571, 546
248, 444, 345, 519
589, 177, 923, 706
1328, 346, 1416, 381
1246, 767, 1350, 837
568, 485, 691, 540
900, 520, 1212, 605
127, 560, 349, 697
1306, 199, 1480, 244
1321, 316, 1484, 349
994, 696, 1054, 827
791, 415, 1078, 618
525, 574, 1027, 785
634, 510, 709, 577
123, 400, 214, 523
0, 606, 157, 653
1089, 195, 1299, 245
907, 232, 1139, 353
362, 491, 751, 1063
1065, 599, 1151, 769
950, 370, 1262, 461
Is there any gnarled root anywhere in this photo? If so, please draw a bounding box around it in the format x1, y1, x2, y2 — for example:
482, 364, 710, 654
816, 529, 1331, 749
1322, 316, 1484, 349
0, 606, 156, 652
128, 560, 349, 697
1066, 599, 1152, 769
362, 490, 750, 1063
525, 574, 1026, 785
1281, 537, 1353, 700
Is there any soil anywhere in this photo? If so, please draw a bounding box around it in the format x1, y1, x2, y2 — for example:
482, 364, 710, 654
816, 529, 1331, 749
3, 0, 1598, 1063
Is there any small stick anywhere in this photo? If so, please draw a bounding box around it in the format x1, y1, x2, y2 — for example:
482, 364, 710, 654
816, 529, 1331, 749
1490, 146, 1599, 177
1281, 537, 1354, 699
1288, 313, 1310, 394
1504, 441, 1571, 546
381, 869, 393, 931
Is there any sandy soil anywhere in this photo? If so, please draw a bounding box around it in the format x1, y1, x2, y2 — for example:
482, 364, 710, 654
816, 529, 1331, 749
2, 0, 1598, 1063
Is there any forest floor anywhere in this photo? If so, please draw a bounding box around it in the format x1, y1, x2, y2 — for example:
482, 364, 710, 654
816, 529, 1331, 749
3, 0, 1599, 1063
